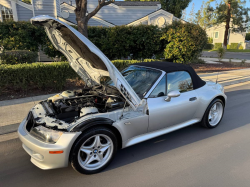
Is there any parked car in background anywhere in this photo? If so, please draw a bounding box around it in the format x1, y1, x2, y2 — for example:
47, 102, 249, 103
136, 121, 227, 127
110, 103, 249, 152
18, 16, 227, 174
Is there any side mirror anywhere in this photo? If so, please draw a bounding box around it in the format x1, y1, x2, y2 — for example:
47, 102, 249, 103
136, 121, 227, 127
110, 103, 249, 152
165, 90, 180, 102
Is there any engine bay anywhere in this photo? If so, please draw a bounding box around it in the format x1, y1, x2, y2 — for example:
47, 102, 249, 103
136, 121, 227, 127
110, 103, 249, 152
40, 85, 126, 122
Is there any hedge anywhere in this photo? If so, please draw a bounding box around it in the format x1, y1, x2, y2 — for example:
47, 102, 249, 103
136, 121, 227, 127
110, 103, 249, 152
0, 59, 158, 92
0, 62, 77, 91
0, 50, 38, 65
204, 44, 214, 50
0, 21, 64, 59
230, 43, 239, 49
0, 21, 45, 52
161, 21, 207, 63
214, 43, 222, 50
207, 37, 213, 44
0, 21, 207, 63
0, 21, 163, 60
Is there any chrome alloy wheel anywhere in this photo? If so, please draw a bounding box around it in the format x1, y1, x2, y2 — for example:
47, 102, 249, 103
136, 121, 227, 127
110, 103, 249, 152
208, 102, 223, 126
78, 134, 114, 171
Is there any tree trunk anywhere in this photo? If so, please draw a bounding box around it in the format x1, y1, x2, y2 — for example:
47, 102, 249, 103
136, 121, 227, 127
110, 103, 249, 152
74, 0, 88, 38
223, 2, 231, 49
74, 0, 113, 38
77, 19, 88, 38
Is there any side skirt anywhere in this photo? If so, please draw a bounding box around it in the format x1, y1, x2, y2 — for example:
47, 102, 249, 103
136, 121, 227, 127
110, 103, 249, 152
124, 119, 200, 148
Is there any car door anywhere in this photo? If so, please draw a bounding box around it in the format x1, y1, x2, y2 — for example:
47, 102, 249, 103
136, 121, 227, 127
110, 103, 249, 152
147, 71, 199, 132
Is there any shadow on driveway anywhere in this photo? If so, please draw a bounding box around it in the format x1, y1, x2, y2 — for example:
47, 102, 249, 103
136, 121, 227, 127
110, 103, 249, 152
107, 89, 250, 171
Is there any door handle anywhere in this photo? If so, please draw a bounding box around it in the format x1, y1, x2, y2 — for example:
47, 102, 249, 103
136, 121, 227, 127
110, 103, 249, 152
189, 97, 197, 101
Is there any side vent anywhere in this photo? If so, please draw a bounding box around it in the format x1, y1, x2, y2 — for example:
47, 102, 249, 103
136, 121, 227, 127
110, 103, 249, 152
120, 84, 133, 104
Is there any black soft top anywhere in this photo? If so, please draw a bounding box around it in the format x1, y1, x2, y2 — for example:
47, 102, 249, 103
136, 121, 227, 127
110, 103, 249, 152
133, 61, 206, 89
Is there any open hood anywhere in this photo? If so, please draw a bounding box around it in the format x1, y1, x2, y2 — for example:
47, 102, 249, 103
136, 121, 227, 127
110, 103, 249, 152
31, 15, 141, 110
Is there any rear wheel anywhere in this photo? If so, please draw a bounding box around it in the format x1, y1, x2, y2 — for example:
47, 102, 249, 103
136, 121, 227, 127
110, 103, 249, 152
70, 127, 118, 174
201, 98, 224, 128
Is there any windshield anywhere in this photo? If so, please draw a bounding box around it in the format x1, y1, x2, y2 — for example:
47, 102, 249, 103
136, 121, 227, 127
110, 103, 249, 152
107, 66, 161, 98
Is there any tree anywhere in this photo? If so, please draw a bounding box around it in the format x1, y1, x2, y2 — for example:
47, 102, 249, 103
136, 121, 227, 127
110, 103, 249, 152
124, 0, 191, 18
75, 0, 114, 37
188, 3, 195, 23
194, 1, 216, 29
194, 2, 204, 25
206, 0, 250, 48
181, 9, 187, 21
125, 0, 159, 1
21, 0, 31, 4
160, 0, 192, 18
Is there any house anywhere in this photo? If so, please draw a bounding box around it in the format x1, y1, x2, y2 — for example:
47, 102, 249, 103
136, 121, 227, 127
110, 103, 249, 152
206, 23, 246, 49
0, 0, 182, 61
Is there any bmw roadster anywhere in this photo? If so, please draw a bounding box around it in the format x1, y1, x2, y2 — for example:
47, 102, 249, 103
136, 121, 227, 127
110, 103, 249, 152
18, 15, 226, 174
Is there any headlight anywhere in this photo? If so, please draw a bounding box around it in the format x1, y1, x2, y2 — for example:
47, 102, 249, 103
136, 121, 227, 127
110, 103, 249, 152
30, 125, 63, 144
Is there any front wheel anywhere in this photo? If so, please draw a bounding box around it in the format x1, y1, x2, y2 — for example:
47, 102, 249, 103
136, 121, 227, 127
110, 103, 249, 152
201, 98, 224, 128
70, 127, 118, 174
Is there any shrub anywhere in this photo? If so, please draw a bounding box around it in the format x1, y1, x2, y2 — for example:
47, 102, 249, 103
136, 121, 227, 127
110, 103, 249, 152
241, 59, 246, 65
204, 44, 214, 50
214, 43, 222, 50
0, 21, 208, 63
0, 59, 159, 92
0, 62, 78, 91
217, 47, 225, 61
0, 21, 65, 60
161, 21, 207, 63
207, 37, 213, 44
0, 22, 164, 60
227, 45, 231, 49
230, 43, 239, 49
0, 21, 45, 52
238, 45, 243, 50
246, 33, 250, 41
99, 25, 163, 59
0, 50, 38, 65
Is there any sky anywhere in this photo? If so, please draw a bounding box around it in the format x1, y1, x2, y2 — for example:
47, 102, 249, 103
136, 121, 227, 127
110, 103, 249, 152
185, 0, 250, 20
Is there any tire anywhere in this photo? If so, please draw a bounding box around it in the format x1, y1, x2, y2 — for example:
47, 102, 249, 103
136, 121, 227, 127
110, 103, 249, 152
70, 126, 118, 174
201, 98, 224, 128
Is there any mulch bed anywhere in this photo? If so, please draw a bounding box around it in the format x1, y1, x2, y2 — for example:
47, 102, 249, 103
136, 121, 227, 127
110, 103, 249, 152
191, 61, 250, 73
1, 62, 250, 101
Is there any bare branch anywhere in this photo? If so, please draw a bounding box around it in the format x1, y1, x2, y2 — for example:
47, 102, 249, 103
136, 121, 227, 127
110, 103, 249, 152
87, 0, 114, 20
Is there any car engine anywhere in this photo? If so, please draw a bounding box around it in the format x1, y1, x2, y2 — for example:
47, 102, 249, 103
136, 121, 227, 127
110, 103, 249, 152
40, 85, 125, 122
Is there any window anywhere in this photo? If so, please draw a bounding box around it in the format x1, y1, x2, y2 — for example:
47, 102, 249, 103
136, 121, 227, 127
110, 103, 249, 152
167, 71, 193, 93
1, 6, 13, 21
214, 32, 219, 39
107, 66, 161, 99
149, 75, 166, 98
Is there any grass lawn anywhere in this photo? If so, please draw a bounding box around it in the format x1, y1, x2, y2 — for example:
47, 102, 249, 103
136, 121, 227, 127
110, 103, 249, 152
203, 49, 250, 52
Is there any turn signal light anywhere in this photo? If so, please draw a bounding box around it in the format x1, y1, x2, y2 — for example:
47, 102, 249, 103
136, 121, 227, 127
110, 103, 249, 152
49, 151, 64, 154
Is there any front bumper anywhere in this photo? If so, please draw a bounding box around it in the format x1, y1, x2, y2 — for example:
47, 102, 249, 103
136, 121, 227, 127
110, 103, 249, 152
18, 118, 81, 170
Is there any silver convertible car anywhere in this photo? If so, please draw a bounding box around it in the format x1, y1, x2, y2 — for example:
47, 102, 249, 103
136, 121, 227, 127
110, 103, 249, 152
18, 16, 226, 174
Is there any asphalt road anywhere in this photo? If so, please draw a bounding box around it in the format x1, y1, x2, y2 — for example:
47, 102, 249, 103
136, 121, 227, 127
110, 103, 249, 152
1, 83, 250, 187
202, 51, 250, 60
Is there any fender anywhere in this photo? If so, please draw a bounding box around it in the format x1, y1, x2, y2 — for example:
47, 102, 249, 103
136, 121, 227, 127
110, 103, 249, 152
70, 118, 114, 132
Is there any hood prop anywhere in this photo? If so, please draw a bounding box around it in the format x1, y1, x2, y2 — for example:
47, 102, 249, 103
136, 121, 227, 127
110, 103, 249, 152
119, 100, 127, 120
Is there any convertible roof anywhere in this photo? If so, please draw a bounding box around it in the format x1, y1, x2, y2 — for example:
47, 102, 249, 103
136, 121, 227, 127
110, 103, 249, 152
133, 61, 206, 89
